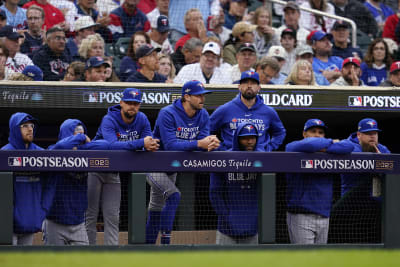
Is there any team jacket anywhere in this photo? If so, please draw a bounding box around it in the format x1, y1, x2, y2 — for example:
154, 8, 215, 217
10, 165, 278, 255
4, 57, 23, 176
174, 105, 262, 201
1, 113, 55, 234
285, 137, 354, 217
210, 123, 263, 237
153, 99, 210, 151
32, 44, 71, 81
210, 93, 286, 151
94, 105, 152, 150
340, 133, 390, 196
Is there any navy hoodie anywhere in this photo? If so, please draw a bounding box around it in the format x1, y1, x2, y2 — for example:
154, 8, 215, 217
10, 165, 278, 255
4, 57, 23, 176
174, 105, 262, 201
153, 99, 210, 151
94, 105, 152, 149
210, 123, 263, 237
210, 94, 286, 151
285, 137, 354, 217
340, 132, 390, 196
1, 112, 55, 234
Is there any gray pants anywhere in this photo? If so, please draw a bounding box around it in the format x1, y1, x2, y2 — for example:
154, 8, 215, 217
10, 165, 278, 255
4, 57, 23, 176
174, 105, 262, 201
287, 212, 329, 244
216, 231, 258, 245
12, 233, 34, 245
86, 172, 120, 245
43, 219, 89, 245
146, 173, 179, 211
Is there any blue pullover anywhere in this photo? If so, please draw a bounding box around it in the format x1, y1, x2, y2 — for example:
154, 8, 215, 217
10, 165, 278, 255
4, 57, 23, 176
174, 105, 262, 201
1, 112, 55, 234
210, 93, 286, 151
286, 137, 354, 217
340, 132, 390, 196
153, 99, 210, 151
210, 123, 263, 237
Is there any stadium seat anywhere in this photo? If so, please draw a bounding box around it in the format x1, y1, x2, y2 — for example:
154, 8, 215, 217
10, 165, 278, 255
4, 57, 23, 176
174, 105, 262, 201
355, 29, 373, 55
114, 37, 131, 59
105, 43, 116, 58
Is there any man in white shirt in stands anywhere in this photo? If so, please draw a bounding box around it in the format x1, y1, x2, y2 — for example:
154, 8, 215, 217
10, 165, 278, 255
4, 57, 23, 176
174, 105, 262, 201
228, 43, 257, 83
149, 15, 173, 55
174, 41, 232, 84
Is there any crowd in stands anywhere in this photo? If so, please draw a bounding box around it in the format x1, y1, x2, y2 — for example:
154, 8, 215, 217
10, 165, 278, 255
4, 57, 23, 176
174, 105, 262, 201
0, 0, 399, 86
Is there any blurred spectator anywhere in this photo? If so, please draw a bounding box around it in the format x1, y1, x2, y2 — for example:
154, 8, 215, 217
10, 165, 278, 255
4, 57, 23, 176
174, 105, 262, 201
299, 0, 335, 33
331, 0, 378, 37
84, 56, 109, 82
255, 56, 280, 84
158, 53, 175, 82
0, 25, 33, 79
20, 5, 44, 59
33, 26, 71, 81
1, 0, 26, 29
266, 45, 288, 84
97, 0, 122, 16
228, 42, 256, 82
224, 0, 248, 30
331, 57, 362, 86
78, 33, 105, 61
310, 30, 343, 83
330, 20, 363, 60
149, 15, 172, 54
103, 56, 120, 82
364, 0, 394, 31
20, 65, 43, 80
252, 6, 279, 58
295, 44, 330, 85
280, 28, 297, 75
126, 44, 166, 82
109, 0, 150, 41
48, 0, 78, 32
137, 0, 157, 13
170, 37, 202, 74
361, 38, 391, 86
23, 0, 66, 30
0, 9, 6, 29
276, 2, 309, 46
63, 60, 85, 81
380, 61, 400, 86
174, 41, 232, 84
0, 42, 9, 80
168, 0, 220, 46
147, 0, 169, 28
209, 7, 231, 45
119, 31, 151, 81
223, 21, 256, 65
285, 59, 316, 85
383, 13, 399, 43
175, 8, 207, 51
66, 16, 97, 61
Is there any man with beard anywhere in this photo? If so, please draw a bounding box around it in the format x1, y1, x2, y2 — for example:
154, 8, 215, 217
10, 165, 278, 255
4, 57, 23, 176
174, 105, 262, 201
331, 57, 363, 86
86, 88, 159, 245
210, 71, 286, 151
331, 118, 390, 243
146, 80, 220, 245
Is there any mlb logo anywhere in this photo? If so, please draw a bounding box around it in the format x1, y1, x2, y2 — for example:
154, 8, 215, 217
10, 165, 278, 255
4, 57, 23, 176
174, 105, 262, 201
301, 160, 313, 169
348, 96, 362, 107
83, 92, 99, 103
8, 157, 22, 167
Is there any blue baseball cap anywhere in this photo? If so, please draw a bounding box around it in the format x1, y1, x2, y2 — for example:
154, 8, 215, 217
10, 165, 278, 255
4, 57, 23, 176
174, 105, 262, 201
0, 25, 23, 40
358, 118, 381, 133
238, 123, 258, 137
304, 118, 327, 131
0, 9, 6, 19
156, 15, 170, 33
22, 65, 43, 81
85, 56, 110, 70
310, 30, 332, 42
240, 70, 260, 84
181, 80, 211, 96
135, 44, 161, 60
121, 88, 142, 103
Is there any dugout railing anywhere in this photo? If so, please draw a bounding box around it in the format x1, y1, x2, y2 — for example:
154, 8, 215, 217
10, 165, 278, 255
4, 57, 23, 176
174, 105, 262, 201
0, 150, 399, 248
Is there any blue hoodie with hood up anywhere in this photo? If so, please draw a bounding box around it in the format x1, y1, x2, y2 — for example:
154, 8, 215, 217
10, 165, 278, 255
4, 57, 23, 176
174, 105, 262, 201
1, 112, 55, 234
209, 123, 263, 238
285, 137, 354, 217
210, 94, 286, 151
340, 132, 390, 197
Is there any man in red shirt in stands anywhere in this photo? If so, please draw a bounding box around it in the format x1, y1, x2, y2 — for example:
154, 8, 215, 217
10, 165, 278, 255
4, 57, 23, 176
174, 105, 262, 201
23, 0, 66, 30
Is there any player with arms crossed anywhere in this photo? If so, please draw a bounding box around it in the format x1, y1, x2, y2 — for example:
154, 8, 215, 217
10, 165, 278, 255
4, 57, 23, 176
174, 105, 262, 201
285, 119, 353, 244
146, 80, 220, 244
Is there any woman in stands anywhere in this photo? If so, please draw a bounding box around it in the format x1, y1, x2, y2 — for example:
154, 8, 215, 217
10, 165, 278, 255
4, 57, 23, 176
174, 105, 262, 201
119, 31, 151, 81
252, 6, 279, 59
360, 38, 392, 86
299, 0, 335, 33
285, 59, 316, 85
103, 56, 120, 82
78, 34, 105, 60
157, 54, 176, 83
64, 61, 85, 81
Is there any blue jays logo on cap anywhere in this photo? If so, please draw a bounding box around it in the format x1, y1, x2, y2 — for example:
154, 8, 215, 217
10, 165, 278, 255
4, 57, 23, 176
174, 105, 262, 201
240, 71, 260, 84
121, 88, 142, 103
358, 118, 381, 133
181, 80, 211, 96
304, 118, 327, 131
238, 123, 258, 137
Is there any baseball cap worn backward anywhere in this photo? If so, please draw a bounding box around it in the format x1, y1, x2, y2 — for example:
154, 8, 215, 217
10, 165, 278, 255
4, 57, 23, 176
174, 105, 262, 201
238, 124, 258, 137
74, 16, 98, 31
181, 80, 211, 96
342, 57, 361, 68
0, 25, 23, 40
85, 56, 110, 70
358, 118, 381, 133
121, 88, 142, 103
304, 118, 327, 131
390, 61, 400, 73
240, 70, 260, 84
135, 44, 162, 60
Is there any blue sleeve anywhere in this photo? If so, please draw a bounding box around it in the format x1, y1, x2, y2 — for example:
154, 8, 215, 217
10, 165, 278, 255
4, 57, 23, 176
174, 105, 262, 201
266, 109, 286, 151
325, 140, 354, 154
48, 134, 87, 150
158, 110, 199, 151
209, 173, 228, 216
286, 137, 333, 152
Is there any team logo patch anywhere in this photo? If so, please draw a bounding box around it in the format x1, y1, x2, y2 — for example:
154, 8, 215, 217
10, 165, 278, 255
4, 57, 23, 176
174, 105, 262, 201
301, 160, 313, 169
348, 96, 363, 107
8, 157, 22, 167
